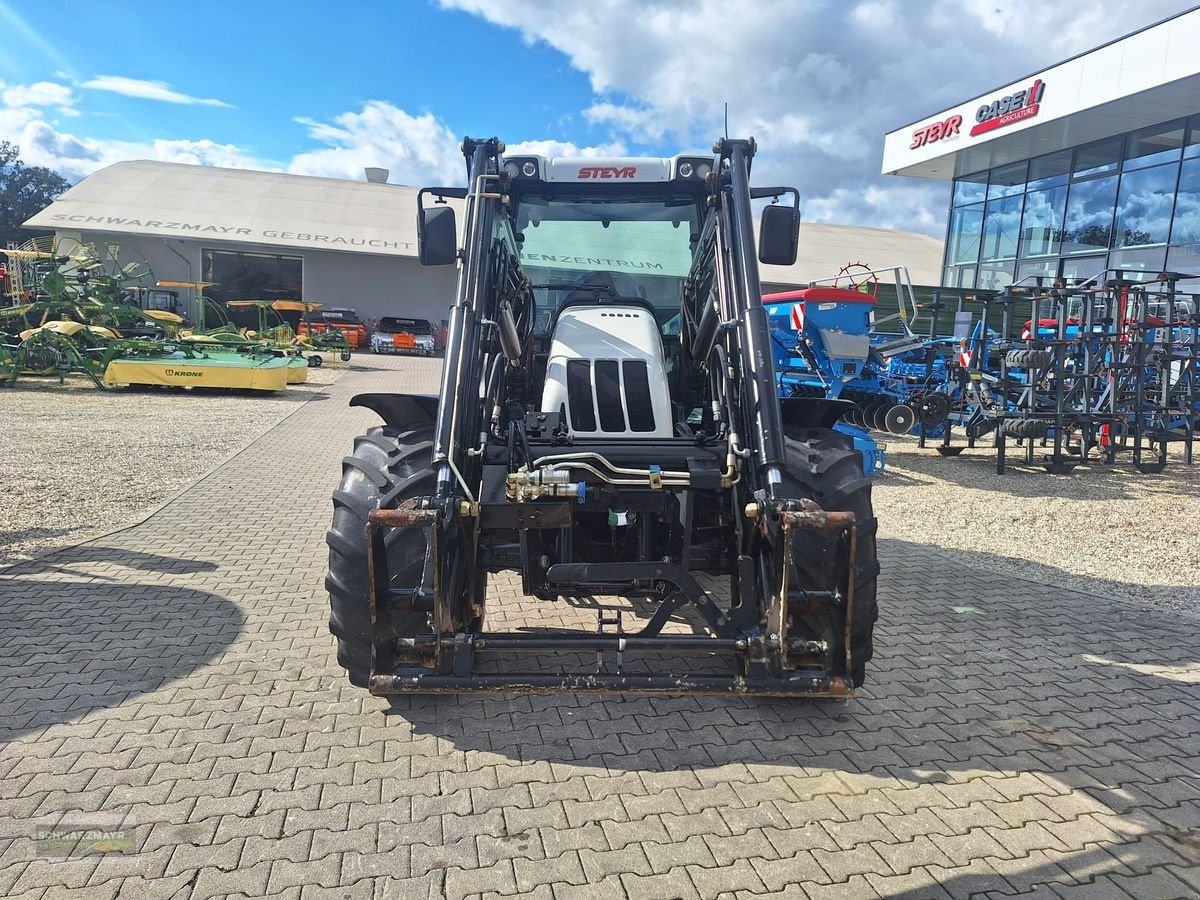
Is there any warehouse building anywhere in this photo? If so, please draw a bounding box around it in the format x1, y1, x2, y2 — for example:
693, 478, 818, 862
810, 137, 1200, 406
24, 159, 943, 325
883, 7, 1200, 290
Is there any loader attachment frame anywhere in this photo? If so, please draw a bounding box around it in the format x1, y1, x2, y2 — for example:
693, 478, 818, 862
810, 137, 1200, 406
363, 500, 858, 698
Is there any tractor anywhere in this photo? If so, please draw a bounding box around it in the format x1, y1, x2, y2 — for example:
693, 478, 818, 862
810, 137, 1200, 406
325, 137, 879, 697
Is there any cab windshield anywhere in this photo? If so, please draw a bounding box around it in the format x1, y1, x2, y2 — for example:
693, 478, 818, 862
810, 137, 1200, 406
514, 194, 700, 333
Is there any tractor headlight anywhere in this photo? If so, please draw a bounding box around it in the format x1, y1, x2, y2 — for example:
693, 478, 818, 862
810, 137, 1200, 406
503, 158, 539, 179
675, 156, 715, 180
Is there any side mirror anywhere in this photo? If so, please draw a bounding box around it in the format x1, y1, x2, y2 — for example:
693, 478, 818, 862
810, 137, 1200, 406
418, 203, 458, 266
759, 203, 800, 267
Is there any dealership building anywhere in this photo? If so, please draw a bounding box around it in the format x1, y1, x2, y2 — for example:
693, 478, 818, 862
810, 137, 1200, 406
883, 7, 1200, 291
24, 160, 943, 324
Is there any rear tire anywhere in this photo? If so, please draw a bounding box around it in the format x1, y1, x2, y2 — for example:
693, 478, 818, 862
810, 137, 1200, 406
326, 425, 435, 686
1006, 349, 1052, 369
1002, 418, 1049, 439
781, 429, 880, 687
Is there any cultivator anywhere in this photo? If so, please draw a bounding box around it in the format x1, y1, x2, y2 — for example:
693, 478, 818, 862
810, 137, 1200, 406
928, 272, 1199, 473
766, 266, 1199, 475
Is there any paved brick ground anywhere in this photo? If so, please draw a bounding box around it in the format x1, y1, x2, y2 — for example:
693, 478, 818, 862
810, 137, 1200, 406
1, 355, 1198, 899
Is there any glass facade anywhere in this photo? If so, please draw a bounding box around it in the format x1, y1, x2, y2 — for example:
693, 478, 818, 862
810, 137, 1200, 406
943, 116, 1200, 288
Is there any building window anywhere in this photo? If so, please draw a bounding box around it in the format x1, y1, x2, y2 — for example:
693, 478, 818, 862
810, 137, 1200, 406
1019, 185, 1067, 257
202, 249, 303, 305
1186, 115, 1200, 160
1109, 246, 1167, 280
1112, 163, 1178, 248
987, 161, 1027, 200
1059, 255, 1106, 284
1124, 120, 1186, 171
1027, 150, 1071, 190
943, 265, 976, 289
947, 204, 984, 265
1062, 175, 1118, 254
1016, 258, 1058, 285
981, 194, 1023, 261
1166, 242, 1200, 273
978, 260, 1015, 290
1072, 137, 1122, 180
1171, 156, 1200, 245
952, 172, 988, 207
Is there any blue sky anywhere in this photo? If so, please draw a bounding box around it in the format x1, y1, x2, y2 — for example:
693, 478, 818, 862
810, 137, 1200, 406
1, 2, 598, 162
0, 0, 1191, 236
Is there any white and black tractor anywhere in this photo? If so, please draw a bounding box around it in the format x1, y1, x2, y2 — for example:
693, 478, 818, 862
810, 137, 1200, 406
326, 137, 879, 697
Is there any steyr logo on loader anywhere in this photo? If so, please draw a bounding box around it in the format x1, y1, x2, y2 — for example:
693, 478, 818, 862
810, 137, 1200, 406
577, 166, 637, 179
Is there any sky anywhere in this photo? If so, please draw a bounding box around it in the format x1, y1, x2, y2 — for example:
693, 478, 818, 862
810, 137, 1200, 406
0, 0, 1193, 237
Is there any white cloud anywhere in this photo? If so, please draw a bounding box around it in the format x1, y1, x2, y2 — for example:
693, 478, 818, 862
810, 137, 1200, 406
582, 103, 664, 143
1, 80, 74, 111
8, 118, 269, 182
288, 102, 464, 185
439, 0, 1188, 235
81, 75, 232, 108
505, 138, 628, 157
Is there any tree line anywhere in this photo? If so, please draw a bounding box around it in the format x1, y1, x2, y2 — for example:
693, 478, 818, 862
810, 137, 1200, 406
0, 142, 71, 249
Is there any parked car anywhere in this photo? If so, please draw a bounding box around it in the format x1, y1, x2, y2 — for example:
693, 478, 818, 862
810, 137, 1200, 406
298, 307, 369, 349
371, 317, 439, 355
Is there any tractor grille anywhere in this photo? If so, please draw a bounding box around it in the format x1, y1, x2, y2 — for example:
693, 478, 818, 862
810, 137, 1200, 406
623, 361, 655, 432
595, 360, 625, 431
567, 359, 596, 431
564, 359, 657, 433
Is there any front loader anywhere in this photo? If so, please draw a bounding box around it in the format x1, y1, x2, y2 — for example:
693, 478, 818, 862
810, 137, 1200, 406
326, 137, 879, 697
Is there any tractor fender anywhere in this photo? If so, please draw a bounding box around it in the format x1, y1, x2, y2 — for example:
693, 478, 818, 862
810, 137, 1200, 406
779, 396, 855, 432
349, 393, 440, 428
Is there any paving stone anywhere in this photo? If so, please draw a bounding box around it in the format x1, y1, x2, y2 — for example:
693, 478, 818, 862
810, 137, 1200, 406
748, 851, 833, 891
443, 860, 516, 900
5, 355, 1200, 899
799, 874, 882, 900
620, 866, 702, 900
513, 851, 587, 892
578, 844, 652, 881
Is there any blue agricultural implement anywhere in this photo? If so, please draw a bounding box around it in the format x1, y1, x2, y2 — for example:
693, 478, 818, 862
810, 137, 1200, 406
762, 266, 954, 473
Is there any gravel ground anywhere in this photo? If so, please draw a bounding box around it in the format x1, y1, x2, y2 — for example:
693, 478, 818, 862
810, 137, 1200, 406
0, 362, 347, 565
873, 433, 1200, 617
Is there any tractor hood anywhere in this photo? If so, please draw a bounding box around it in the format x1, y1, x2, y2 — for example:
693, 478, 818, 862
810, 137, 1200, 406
540, 304, 673, 438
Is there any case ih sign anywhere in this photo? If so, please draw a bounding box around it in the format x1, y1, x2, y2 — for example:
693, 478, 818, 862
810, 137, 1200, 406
970, 79, 1046, 136
910, 79, 1047, 148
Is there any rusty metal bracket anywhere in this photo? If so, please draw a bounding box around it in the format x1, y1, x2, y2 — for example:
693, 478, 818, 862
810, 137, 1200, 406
365, 500, 440, 676
771, 499, 857, 674
780, 498, 857, 531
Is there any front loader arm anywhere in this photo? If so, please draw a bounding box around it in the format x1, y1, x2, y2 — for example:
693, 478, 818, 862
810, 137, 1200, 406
716, 138, 787, 493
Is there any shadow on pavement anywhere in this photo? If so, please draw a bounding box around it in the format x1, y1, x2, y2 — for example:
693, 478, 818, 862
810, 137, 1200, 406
388, 535, 1195, 782
0, 575, 243, 742
381, 536, 1200, 887
1, 545, 220, 579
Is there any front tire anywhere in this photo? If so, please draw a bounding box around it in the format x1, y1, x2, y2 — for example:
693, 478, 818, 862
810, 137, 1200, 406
326, 425, 435, 685
781, 429, 880, 687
